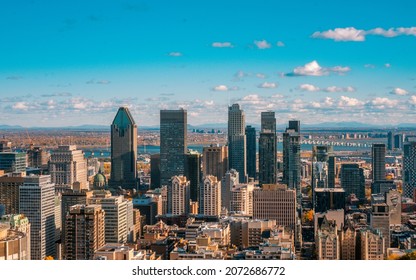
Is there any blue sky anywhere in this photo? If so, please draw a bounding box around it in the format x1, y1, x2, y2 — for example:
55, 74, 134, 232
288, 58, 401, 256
1, 0, 415, 127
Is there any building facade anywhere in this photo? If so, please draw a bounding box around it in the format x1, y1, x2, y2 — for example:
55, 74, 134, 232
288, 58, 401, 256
228, 104, 247, 183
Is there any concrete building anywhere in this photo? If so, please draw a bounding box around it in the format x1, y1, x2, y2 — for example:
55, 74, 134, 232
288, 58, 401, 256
230, 183, 256, 216
200, 176, 221, 216
340, 226, 356, 260
133, 195, 159, 226
360, 228, 385, 260
109, 107, 138, 189
259, 112, 277, 185
202, 144, 228, 182
228, 104, 247, 183
160, 109, 187, 186
245, 125, 256, 180
88, 191, 128, 244
49, 145, 88, 191
0, 173, 24, 215
221, 169, 239, 210
0, 140, 12, 152
19, 175, 55, 259
252, 184, 296, 230
27, 146, 49, 169
0, 152, 26, 173
167, 175, 190, 215
0, 223, 30, 260
370, 203, 390, 252
403, 140, 416, 198
64, 204, 105, 260
230, 219, 277, 248
282, 120, 301, 205
316, 216, 340, 260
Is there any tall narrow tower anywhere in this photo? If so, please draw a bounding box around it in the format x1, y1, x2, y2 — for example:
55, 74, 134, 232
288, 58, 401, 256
283, 120, 301, 205
228, 104, 247, 183
259, 112, 277, 185
110, 107, 138, 189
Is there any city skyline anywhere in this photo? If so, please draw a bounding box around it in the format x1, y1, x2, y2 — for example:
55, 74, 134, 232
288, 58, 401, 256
1, 1, 416, 127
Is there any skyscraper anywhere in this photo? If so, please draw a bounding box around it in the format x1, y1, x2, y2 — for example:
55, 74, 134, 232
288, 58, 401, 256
200, 175, 221, 216
372, 144, 386, 182
150, 154, 161, 189
202, 144, 228, 181
109, 107, 138, 189
19, 175, 56, 260
394, 133, 405, 150
228, 104, 246, 183
160, 109, 187, 186
185, 150, 201, 202
167, 175, 190, 215
27, 146, 49, 169
387, 131, 394, 151
64, 204, 105, 260
340, 164, 365, 200
259, 112, 277, 185
403, 140, 416, 198
49, 145, 88, 191
311, 146, 335, 205
283, 120, 301, 204
245, 125, 256, 180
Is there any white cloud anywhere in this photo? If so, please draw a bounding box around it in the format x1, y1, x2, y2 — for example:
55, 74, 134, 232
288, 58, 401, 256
254, 40, 271, 49
410, 95, 416, 105
323, 86, 356, 93
12, 102, 29, 110
212, 42, 233, 48
213, 85, 229, 91
288, 60, 350, 76
312, 26, 416, 41
384, 63, 391, 68
258, 82, 277, 89
168, 52, 182, 57
311, 27, 366, 41
390, 88, 408, 96
338, 96, 364, 107
299, 84, 320, 92
86, 79, 111, 85
256, 73, 267, 79
276, 41, 285, 47
370, 97, 399, 108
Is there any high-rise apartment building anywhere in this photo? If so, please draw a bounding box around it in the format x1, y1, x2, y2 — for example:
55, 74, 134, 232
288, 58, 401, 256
230, 183, 256, 215
228, 104, 246, 183
64, 204, 105, 260
403, 140, 416, 198
167, 175, 190, 215
49, 145, 88, 191
200, 176, 221, 216
221, 169, 239, 210
19, 175, 56, 260
252, 184, 296, 229
202, 144, 228, 181
245, 125, 256, 180
259, 112, 277, 185
283, 120, 301, 204
340, 164, 365, 200
160, 109, 187, 186
109, 107, 138, 189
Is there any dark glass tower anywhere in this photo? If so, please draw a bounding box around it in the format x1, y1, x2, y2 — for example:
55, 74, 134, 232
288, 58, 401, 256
283, 120, 301, 204
340, 163, 365, 200
372, 143, 386, 182
110, 107, 137, 189
259, 112, 277, 185
245, 125, 256, 180
185, 151, 201, 202
160, 109, 187, 186
228, 104, 247, 183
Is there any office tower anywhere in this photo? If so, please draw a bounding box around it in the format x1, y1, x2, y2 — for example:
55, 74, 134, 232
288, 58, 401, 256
109, 107, 138, 189
64, 204, 105, 260
202, 144, 228, 181
370, 204, 390, 252
133, 195, 159, 225
27, 146, 49, 168
0, 174, 24, 215
200, 176, 221, 216
314, 188, 345, 213
150, 154, 161, 189
88, 191, 128, 243
340, 164, 365, 200
228, 104, 247, 183
316, 216, 340, 260
49, 145, 88, 191
54, 194, 61, 243
245, 125, 256, 180
0, 152, 26, 173
371, 180, 395, 195
283, 120, 301, 204
0, 140, 12, 152
19, 175, 55, 259
167, 175, 190, 215
221, 169, 239, 210
387, 131, 394, 151
394, 133, 405, 150
253, 184, 296, 229
360, 228, 385, 260
160, 109, 187, 186
259, 112, 277, 185
230, 183, 256, 215
372, 144, 386, 182
328, 156, 336, 188
403, 140, 416, 198
311, 146, 336, 205
185, 150, 201, 202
